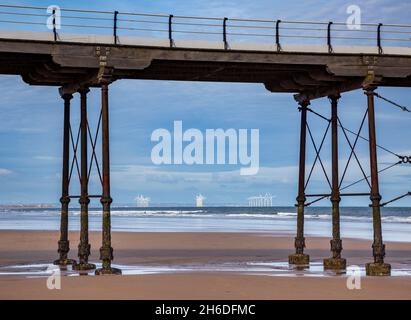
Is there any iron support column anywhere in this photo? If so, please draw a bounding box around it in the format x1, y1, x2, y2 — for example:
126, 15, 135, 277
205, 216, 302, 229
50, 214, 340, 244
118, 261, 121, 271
289, 99, 310, 266
364, 87, 391, 276
73, 87, 95, 271
324, 94, 346, 270
54, 93, 76, 266
95, 82, 121, 275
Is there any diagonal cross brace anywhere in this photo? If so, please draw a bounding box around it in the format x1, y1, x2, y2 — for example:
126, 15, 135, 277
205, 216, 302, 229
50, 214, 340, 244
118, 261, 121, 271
338, 109, 371, 189
68, 123, 81, 184
338, 115, 371, 190
86, 110, 103, 186
306, 122, 332, 190
305, 120, 331, 191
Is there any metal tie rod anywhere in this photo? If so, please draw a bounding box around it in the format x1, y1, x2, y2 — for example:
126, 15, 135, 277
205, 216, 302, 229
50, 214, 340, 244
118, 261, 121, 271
380, 192, 411, 207
374, 92, 411, 113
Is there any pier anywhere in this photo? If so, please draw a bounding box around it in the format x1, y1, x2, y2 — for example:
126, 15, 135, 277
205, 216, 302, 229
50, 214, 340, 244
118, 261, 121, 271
1, 3, 411, 276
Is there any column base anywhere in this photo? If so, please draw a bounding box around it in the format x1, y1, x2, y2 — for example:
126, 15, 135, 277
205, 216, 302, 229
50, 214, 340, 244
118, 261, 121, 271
288, 253, 309, 266
72, 262, 96, 271
95, 267, 122, 275
53, 258, 77, 266
365, 262, 391, 276
323, 257, 346, 270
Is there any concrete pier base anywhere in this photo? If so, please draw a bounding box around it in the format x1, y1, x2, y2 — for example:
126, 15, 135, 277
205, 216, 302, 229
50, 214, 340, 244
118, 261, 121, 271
73, 262, 96, 271
366, 262, 391, 276
95, 267, 122, 275
288, 253, 310, 266
53, 258, 76, 266
323, 257, 347, 270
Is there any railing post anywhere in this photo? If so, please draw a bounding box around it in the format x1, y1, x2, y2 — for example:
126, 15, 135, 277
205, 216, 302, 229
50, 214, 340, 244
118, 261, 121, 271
327, 21, 333, 53
377, 23, 383, 54
364, 86, 391, 276
223, 17, 228, 50
289, 99, 310, 266
168, 14, 174, 48
275, 20, 281, 52
113, 11, 119, 45
52, 8, 57, 42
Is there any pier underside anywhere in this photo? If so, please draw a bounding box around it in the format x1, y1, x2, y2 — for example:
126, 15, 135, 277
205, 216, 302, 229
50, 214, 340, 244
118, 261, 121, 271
0, 39, 411, 99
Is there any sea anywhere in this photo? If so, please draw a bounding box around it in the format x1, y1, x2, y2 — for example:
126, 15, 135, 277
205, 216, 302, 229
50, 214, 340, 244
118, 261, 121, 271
1, 206, 410, 242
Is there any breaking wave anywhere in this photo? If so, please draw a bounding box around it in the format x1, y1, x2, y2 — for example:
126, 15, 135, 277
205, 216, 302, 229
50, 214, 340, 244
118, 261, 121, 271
1, 208, 410, 224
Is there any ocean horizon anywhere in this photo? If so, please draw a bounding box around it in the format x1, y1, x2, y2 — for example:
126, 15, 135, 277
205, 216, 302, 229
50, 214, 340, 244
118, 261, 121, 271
1, 206, 410, 242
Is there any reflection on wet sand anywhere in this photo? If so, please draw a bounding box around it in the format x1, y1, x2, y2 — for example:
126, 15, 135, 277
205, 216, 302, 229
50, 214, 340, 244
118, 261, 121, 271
1, 261, 411, 278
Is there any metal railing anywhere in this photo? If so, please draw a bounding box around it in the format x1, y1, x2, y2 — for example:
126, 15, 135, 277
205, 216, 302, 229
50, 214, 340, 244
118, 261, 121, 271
0, 3, 410, 52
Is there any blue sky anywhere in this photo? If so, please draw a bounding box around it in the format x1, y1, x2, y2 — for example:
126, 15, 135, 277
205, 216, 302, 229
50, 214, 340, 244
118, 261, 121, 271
0, 0, 410, 206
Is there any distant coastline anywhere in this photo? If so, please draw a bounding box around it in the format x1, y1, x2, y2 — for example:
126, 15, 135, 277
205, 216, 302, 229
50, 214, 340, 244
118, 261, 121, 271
0, 204, 54, 209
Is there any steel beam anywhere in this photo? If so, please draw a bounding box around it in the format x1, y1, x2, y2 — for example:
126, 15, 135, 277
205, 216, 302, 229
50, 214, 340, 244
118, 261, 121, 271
364, 86, 391, 276
73, 87, 96, 271
324, 94, 346, 270
95, 79, 121, 275
54, 92, 76, 267
289, 99, 310, 266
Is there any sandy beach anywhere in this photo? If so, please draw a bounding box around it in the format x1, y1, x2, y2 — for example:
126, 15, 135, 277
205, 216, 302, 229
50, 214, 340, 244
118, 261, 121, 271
0, 231, 410, 299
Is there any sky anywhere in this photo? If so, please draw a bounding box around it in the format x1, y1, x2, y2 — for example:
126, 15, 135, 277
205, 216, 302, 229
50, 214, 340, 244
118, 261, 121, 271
0, 0, 410, 206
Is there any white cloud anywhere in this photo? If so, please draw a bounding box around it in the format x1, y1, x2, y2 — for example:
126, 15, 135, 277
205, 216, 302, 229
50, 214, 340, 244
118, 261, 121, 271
109, 147, 411, 193
111, 163, 299, 189
34, 156, 60, 161
0, 168, 12, 176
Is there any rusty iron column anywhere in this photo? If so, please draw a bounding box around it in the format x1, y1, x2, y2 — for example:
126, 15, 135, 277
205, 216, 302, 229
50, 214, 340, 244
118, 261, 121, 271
73, 87, 95, 271
364, 86, 391, 276
95, 80, 121, 275
289, 99, 310, 266
324, 94, 346, 270
54, 92, 76, 266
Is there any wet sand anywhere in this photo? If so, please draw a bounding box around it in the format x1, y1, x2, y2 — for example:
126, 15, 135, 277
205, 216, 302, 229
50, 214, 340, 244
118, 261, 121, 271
0, 231, 410, 299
